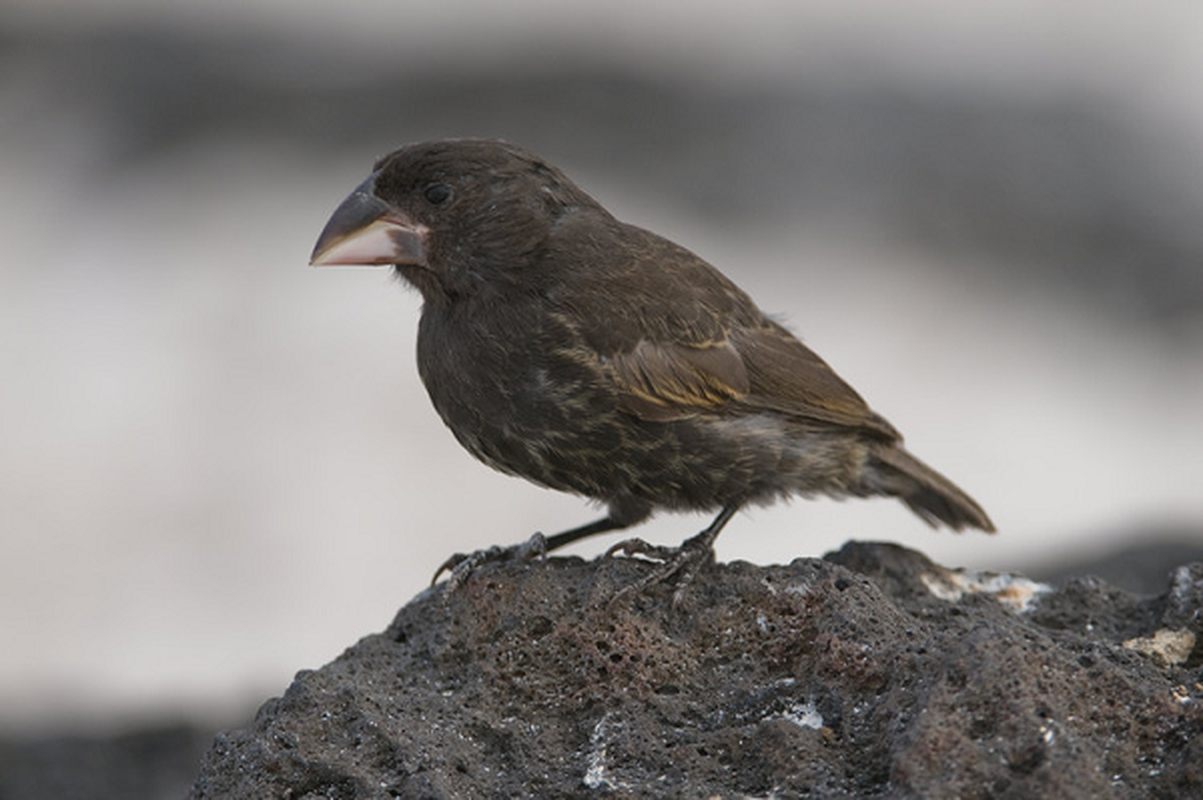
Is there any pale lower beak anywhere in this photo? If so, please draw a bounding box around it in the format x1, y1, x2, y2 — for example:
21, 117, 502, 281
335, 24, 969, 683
310, 175, 428, 267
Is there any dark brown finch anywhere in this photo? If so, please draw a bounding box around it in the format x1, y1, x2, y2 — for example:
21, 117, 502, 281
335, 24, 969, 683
311, 139, 993, 578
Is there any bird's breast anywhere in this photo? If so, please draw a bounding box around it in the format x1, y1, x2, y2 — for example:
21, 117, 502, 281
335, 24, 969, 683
414, 303, 626, 492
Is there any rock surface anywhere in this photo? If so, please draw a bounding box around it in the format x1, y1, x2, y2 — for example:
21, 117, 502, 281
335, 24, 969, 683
191, 543, 1203, 798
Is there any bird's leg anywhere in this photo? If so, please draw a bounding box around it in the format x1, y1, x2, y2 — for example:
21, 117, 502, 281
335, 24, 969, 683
607, 504, 740, 605
432, 514, 627, 590
542, 515, 627, 552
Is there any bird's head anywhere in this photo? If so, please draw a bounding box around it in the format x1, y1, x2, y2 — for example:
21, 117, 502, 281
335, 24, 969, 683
310, 139, 601, 305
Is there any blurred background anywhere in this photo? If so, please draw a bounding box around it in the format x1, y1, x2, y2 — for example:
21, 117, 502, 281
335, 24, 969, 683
2, 0, 1202, 792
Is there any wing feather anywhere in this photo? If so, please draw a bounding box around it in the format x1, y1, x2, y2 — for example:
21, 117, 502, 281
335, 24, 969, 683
609, 339, 748, 421
732, 324, 898, 439
551, 218, 896, 439
605, 323, 897, 440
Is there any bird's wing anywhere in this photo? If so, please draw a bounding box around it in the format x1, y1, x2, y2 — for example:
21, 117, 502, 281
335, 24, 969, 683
608, 338, 750, 421
607, 325, 896, 439
731, 324, 899, 438
553, 219, 896, 437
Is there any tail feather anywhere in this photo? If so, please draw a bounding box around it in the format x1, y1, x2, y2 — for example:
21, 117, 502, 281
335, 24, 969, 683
866, 445, 995, 533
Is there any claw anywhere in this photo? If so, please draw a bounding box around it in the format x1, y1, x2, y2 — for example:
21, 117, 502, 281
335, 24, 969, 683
431, 552, 470, 586
432, 533, 548, 591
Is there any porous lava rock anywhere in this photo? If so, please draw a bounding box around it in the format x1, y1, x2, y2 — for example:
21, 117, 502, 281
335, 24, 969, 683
192, 542, 1203, 798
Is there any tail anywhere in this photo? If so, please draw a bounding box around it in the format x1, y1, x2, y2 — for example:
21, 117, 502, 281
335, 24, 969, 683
864, 444, 995, 533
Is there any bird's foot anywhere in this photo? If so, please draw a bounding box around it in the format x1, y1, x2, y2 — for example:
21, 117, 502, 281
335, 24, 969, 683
604, 529, 716, 607
603, 537, 681, 563
432, 532, 548, 591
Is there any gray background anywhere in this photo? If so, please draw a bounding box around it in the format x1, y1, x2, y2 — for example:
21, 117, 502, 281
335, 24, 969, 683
2, 1, 1201, 734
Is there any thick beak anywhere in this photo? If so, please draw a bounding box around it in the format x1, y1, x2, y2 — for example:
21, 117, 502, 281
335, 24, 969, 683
309, 175, 428, 266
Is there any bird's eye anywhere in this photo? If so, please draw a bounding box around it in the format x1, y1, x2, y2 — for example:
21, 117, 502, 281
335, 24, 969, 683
423, 183, 452, 206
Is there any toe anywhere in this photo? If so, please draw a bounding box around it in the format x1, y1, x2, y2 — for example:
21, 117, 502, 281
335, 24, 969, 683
434, 533, 550, 591
604, 537, 677, 562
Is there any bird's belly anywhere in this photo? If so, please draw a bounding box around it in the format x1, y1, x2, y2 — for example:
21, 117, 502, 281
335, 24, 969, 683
426, 359, 866, 510
416, 312, 867, 510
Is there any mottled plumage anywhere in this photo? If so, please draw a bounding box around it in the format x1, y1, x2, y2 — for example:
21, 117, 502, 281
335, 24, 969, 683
310, 139, 993, 577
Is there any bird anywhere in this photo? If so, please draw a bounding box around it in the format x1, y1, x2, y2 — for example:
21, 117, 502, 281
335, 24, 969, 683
310, 138, 994, 591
